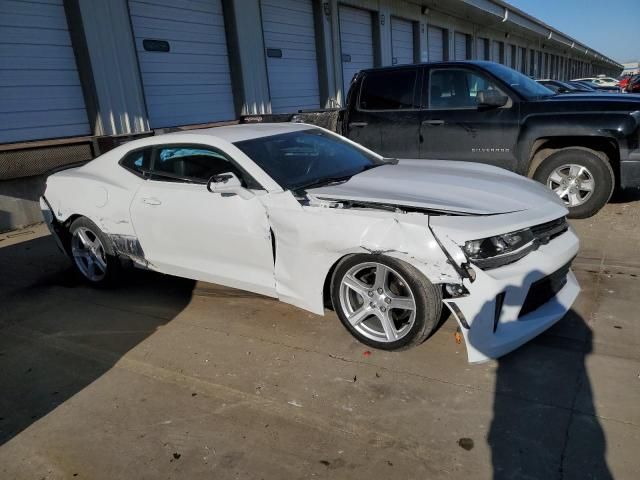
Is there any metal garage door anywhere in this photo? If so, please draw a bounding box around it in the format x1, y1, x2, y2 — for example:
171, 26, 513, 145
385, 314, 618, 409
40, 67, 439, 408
0, 0, 90, 143
391, 17, 414, 65
504, 44, 512, 67
427, 25, 444, 62
492, 40, 501, 63
339, 5, 374, 97
129, 0, 235, 128
454, 32, 467, 60
261, 0, 320, 113
476, 38, 485, 60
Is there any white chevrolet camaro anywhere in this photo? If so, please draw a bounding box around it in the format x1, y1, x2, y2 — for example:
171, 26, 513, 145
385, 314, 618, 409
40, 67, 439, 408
41, 123, 580, 363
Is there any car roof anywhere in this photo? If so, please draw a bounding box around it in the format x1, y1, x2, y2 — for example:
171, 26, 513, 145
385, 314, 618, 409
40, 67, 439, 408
358, 60, 500, 74
165, 122, 315, 143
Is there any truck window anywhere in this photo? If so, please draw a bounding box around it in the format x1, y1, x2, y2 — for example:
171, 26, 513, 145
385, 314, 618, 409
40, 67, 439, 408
426, 68, 503, 109
358, 69, 418, 110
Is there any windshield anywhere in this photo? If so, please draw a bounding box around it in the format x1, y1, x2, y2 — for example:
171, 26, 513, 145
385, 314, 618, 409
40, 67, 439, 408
483, 62, 555, 99
234, 129, 383, 190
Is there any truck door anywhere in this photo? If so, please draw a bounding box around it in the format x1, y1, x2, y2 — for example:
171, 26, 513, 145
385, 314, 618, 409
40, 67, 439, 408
419, 66, 520, 171
344, 67, 421, 158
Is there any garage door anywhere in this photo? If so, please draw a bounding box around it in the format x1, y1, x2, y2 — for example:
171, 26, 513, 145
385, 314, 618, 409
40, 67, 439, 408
427, 25, 444, 62
476, 38, 485, 60
339, 5, 374, 97
492, 40, 501, 63
0, 0, 90, 143
454, 32, 467, 60
129, 0, 235, 128
391, 17, 414, 65
504, 43, 512, 67
261, 0, 320, 113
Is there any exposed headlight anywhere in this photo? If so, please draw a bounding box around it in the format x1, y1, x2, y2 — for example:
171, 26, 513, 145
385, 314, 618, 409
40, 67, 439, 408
463, 229, 535, 268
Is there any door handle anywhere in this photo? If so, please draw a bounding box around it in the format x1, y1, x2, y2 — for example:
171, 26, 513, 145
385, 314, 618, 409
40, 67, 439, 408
348, 122, 368, 128
142, 197, 162, 206
421, 119, 445, 126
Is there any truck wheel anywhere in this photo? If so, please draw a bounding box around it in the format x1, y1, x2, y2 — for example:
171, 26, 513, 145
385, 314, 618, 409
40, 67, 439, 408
533, 148, 614, 219
331, 254, 442, 350
69, 217, 120, 286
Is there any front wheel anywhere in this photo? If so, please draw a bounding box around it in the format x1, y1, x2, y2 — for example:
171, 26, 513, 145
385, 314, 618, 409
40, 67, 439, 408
533, 148, 615, 219
330, 254, 442, 350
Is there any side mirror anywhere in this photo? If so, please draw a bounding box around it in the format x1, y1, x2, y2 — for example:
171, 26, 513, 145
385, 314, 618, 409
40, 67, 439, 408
207, 172, 253, 199
476, 90, 509, 108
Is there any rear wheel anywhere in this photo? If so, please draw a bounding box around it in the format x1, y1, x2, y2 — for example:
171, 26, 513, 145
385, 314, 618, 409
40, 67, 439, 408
331, 254, 442, 350
534, 148, 614, 218
69, 217, 119, 286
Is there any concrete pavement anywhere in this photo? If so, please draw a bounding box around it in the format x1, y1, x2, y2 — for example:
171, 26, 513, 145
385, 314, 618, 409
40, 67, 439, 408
0, 197, 638, 479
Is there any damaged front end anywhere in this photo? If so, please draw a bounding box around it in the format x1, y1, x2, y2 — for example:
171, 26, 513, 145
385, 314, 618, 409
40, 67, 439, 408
430, 209, 580, 363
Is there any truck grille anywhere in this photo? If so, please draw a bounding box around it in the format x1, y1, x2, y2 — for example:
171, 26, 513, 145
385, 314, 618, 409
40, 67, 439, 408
519, 259, 572, 318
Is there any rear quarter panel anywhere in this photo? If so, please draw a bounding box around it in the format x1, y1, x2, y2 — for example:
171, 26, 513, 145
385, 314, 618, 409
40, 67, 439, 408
44, 154, 142, 238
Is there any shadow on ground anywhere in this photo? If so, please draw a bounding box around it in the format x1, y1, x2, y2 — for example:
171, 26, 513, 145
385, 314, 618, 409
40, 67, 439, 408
0, 235, 196, 447
470, 269, 614, 479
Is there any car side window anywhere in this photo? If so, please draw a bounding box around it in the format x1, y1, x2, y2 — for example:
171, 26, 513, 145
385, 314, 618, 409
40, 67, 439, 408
425, 68, 504, 109
120, 148, 151, 177
150, 145, 258, 188
359, 69, 418, 110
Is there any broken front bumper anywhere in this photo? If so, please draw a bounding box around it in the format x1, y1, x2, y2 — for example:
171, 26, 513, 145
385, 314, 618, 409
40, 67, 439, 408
443, 226, 580, 363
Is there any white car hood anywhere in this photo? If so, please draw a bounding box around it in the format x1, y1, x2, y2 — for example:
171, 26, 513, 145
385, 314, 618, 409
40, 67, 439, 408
307, 160, 565, 215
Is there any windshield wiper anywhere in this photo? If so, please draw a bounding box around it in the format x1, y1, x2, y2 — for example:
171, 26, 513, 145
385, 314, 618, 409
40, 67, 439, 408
295, 174, 355, 191
295, 164, 381, 191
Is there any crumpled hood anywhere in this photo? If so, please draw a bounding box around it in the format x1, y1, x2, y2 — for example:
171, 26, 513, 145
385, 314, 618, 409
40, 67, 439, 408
307, 159, 567, 215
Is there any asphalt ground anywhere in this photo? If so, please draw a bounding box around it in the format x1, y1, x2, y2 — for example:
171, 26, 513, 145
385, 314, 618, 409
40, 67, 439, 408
0, 192, 638, 479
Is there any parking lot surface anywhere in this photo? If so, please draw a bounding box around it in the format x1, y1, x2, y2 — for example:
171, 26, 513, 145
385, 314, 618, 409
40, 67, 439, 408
1, 195, 639, 480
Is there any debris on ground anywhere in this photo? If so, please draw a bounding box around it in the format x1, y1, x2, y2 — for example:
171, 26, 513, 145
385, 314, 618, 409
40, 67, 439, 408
457, 438, 474, 451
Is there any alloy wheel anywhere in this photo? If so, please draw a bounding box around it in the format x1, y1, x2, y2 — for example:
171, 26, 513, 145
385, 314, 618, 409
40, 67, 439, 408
547, 163, 595, 207
338, 262, 416, 343
71, 226, 108, 282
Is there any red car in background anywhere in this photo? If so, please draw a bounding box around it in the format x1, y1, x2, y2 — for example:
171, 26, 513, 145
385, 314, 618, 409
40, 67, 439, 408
620, 76, 631, 90
627, 75, 640, 93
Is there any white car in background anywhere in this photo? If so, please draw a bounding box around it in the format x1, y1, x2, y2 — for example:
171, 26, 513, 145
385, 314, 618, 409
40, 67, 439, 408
41, 124, 580, 363
572, 77, 620, 87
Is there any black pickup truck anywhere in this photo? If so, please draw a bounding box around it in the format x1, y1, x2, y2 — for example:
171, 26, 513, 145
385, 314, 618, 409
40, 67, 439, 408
246, 61, 640, 218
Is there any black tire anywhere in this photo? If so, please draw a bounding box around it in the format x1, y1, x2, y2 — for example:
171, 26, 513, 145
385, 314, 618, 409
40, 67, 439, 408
533, 148, 615, 219
330, 254, 442, 351
68, 217, 120, 286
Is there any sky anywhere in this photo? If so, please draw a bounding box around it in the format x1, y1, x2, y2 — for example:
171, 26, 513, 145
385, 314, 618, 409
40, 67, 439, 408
506, 0, 638, 64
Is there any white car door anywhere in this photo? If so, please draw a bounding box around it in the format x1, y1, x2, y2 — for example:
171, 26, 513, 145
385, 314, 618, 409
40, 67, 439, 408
129, 144, 276, 297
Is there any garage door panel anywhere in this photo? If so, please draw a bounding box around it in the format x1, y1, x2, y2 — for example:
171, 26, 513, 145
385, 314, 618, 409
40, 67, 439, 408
128, 3, 223, 25
454, 32, 467, 60
132, 25, 226, 44
0, 43, 75, 59
1, 12, 69, 29
131, 16, 226, 37
1, 54, 79, 71
428, 25, 444, 62
139, 59, 230, 74
0, 95, 86, 114
135, 0, 222, 11
140, 72, 232, 87
0, 124, 91, 144
339, 5, 374, 97
261, 0, 320, 113
391, 17, 414, 65
130, 0, 235, 128
0, 26, 75, 45
0, 0, 62, 17
0, 69, 83, 87
0, 109, 88, 131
